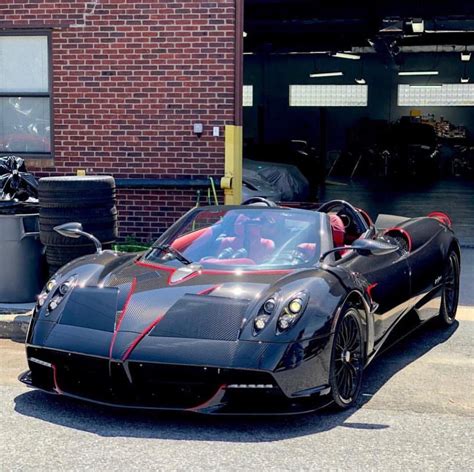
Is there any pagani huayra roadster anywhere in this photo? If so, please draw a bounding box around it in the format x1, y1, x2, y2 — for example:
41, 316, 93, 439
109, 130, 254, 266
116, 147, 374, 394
20, 199, 460, 414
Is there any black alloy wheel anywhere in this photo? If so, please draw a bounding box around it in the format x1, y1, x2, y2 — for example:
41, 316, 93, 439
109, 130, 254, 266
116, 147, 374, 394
439, 251, 460, 327
329, 307, 365, 409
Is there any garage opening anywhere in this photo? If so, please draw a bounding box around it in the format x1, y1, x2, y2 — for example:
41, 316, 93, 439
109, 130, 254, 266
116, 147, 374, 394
243, 2, 474, 246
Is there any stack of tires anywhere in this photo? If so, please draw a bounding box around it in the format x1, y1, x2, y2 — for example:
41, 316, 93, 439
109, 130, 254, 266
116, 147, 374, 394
39, 176, 117, 275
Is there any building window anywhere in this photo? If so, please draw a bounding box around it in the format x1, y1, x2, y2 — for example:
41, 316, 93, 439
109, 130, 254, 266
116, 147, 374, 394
0, 34, 51, 157
289, 85, 368, 107
243, 85, 253, 107
398, 84, 474, 106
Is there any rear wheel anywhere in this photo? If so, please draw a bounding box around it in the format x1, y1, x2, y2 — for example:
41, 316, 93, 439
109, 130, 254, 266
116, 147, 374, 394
438, 251, 460, 327
329, 307, 365, 409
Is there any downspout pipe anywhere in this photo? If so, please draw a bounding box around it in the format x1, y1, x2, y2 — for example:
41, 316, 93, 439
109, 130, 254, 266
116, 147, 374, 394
115, 178, 222, 189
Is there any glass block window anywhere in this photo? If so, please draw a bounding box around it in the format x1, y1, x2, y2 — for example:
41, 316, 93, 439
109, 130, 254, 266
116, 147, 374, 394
0, 34, 51, 156
243, 85, 253, 107
398, 84, 474, 106
289, 85, 368, 107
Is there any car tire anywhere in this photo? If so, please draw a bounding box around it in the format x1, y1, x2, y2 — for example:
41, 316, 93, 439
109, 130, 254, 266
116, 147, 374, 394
437, 251, 460, 327
328, 306, 365, 409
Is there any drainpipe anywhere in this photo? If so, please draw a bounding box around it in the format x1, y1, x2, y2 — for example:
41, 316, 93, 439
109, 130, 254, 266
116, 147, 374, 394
221, 0, 244, 205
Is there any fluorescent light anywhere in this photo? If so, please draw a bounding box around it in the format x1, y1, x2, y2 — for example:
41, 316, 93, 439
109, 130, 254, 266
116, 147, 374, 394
309, 72, 343, 78
398, 71, 439, 76
461, 51, 471, 62
332, 52, 360, 60
411, 19, 424, 33
461, 77, 470, 83
355, 78, 366, 84
409, 85, 443, 89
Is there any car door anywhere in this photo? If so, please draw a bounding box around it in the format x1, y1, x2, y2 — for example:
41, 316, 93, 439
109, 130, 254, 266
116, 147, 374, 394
338, 247, 411, 341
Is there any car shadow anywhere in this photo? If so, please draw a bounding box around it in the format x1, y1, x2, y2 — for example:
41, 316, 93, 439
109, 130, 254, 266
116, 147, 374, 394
13, 319, 458, 442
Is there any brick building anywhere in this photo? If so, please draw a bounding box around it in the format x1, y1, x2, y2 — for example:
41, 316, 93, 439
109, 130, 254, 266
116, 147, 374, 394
1, 1, 243, 241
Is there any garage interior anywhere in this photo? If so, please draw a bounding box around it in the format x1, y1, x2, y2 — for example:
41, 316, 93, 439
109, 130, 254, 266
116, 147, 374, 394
243, 1, 474, 246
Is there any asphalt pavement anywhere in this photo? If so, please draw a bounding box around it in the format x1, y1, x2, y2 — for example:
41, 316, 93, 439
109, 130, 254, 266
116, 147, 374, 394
0, 250, 473, 471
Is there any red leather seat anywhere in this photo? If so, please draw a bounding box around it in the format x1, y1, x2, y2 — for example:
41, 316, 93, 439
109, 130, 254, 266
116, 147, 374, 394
329, 213, 346, 247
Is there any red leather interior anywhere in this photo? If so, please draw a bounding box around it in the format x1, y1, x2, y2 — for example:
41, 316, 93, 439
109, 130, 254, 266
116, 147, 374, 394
329, 213, 346, 247
171, 227, 212, 251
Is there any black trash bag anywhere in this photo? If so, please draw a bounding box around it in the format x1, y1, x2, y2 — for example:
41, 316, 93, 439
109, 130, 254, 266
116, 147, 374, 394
0, 155, 38, 201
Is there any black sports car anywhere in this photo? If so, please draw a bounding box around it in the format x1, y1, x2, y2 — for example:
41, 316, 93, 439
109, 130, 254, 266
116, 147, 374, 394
20, 199, 460, 414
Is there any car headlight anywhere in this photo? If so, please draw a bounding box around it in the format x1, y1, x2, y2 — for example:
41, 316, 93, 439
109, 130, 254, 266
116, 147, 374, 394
277, 292, 308, 332
253, 295, 278, 334
37, 277, 58, 308
38, 275, 77, 313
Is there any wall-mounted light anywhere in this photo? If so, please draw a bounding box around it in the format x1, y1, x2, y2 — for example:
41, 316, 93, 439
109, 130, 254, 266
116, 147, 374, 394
243, 31, 248, 38
309, 71, 343, 78
355, 78, 366, 84
410, 19, 424, 33
461, 51, 471, 62
461, 77, 470, 83
398, 71, 439, 76
331, 52, 360, 60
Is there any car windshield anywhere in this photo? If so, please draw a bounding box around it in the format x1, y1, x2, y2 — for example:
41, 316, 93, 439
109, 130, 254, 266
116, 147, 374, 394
144, 207, 327, 270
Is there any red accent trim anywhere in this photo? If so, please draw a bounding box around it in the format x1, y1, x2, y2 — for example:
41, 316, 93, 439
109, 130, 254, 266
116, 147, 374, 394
197, 285, 221, 296
135, 260, 174, 273
109, 277, 137, 358
366, 282, 378, 299
357, 207, 373, 226
428, 211, 452, 228
121, 315, 164, 362
203, 268, 291, 276
135, 260, 290, 277
52, 364, 63, 394
187, 384, 227, 411
383, 227, 413, 253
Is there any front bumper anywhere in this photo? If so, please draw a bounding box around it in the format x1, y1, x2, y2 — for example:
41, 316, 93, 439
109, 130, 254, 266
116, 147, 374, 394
20, 344, 332, 415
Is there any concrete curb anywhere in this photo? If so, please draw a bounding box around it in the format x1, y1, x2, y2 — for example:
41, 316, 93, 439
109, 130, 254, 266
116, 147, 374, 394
0, 312, 31, 341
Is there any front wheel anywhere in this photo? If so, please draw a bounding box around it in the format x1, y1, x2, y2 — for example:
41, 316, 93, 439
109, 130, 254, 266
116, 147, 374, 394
329, 307, 365, 409
438, 251, 460, 327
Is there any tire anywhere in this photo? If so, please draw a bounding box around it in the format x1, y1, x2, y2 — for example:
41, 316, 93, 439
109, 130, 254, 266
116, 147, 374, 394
328, 306, 365, 409
39, 206, 117, 219
39, 176, 115, 191
437, 251, 460, 327
40, 227, 117, 246
39, 196, 116, 209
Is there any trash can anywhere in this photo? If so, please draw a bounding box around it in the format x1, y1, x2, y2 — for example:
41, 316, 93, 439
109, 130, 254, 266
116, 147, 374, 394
0, 213, 46, 303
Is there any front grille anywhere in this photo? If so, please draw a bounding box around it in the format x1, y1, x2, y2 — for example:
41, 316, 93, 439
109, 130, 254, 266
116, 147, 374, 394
27, 348, 277, 409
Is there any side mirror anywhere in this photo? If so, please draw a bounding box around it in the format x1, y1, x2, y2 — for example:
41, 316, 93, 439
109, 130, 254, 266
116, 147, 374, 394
54, 222, 102, 253
320, 238, 398, 263
351, 238, 399, 256
54, 222, 84, 239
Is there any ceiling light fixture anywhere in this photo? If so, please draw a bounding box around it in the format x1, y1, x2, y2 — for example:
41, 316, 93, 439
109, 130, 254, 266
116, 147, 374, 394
398, 71, 439, 76
309, 71, 344, 78
409, 85, 443, 89
411, 19, 424, 33
461, 51, 471, 62
331, 52, 360, 60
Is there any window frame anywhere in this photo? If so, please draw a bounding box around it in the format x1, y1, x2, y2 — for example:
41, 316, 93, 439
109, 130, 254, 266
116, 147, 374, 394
0, 30, 54, 160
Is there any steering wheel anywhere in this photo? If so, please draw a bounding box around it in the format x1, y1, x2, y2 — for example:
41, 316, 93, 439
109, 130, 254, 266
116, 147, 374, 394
318, 200, 369, 235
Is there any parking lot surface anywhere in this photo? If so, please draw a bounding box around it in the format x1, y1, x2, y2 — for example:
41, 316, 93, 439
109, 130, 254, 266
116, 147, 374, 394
1, 250, 473, 471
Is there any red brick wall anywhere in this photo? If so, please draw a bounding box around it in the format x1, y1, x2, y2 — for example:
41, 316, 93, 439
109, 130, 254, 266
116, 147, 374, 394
1, 1, 236, 241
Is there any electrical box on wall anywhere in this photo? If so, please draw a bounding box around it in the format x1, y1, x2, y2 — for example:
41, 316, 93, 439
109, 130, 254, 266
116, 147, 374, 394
193, 123, 204, 136
213, 126, 220, 137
